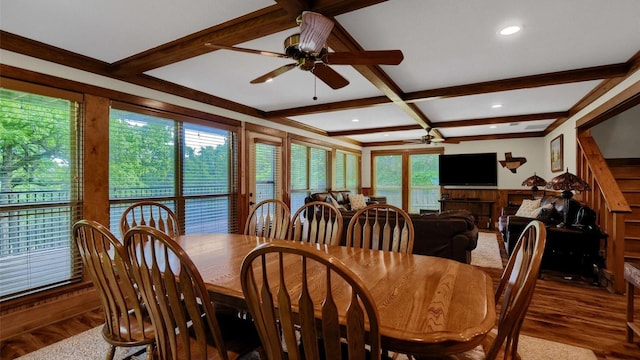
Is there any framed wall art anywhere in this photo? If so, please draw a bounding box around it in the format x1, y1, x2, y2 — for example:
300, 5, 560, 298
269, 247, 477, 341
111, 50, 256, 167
550, 134, 563, 172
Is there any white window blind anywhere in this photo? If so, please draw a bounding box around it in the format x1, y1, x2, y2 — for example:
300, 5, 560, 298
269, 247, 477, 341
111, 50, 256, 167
109, 108, 176, 239
109, 106, 239, 237
0, 85, 83, 300
182, 123, 238, 234
335, 151, 359, 193
253, 141, 281, 203
290, 142, 329, 212
335, 152, 346, 189
345, 153, 359, 194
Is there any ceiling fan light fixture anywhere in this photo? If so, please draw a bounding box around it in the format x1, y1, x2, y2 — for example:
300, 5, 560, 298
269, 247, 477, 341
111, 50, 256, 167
299, 11, 334, 54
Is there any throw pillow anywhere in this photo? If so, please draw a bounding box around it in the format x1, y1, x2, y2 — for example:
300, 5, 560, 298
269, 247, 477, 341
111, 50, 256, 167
515, 199, 542, 218
327, 195, 346, 210
350, 194, 368, 211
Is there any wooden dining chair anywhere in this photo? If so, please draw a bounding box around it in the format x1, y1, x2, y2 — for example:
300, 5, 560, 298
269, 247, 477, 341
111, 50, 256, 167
346, 203, 415, 254
241, 241, 382, 360
288, 201, 343, 245
413, 220, 547, 360
124, 225, 262, 360
120, 200, 179, 238
72, 220, 155, 360
244, 198, 290, 239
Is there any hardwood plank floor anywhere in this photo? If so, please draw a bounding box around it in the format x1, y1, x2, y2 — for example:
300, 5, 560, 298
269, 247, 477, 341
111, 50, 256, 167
2, 232, 640, 359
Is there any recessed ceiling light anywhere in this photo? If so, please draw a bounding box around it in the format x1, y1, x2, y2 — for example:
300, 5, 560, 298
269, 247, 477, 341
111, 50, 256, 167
492, 104, 503, 109
490, 125, 497, 129
499, 25, 521, 36
352, 118, 359, 122
383, 134, 389, 137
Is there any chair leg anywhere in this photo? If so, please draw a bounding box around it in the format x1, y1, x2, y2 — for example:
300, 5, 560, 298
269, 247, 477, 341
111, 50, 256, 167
105, 345, 116, 360
145, 343, 155, 360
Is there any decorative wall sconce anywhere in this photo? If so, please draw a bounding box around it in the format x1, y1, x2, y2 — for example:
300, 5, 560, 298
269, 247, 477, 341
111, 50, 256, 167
499, 152, 527, 173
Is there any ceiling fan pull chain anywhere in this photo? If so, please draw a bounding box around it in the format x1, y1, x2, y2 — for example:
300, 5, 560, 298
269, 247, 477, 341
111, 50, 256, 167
313, 74, 318, 101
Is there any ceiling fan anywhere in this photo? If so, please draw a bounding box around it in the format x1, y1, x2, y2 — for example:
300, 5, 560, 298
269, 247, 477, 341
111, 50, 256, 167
206, 11, 404, 90
406, 128, 447, 145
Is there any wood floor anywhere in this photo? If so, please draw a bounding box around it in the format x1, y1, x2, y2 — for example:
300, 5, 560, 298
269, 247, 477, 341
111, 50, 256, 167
2, 233, 640, 359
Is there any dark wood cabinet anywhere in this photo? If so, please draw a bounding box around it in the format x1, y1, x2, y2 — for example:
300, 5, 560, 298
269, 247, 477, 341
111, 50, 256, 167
439, 199, 495, 230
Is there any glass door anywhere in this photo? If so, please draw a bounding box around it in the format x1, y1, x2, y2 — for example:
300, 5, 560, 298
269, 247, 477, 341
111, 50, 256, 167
247, 131, 284, 212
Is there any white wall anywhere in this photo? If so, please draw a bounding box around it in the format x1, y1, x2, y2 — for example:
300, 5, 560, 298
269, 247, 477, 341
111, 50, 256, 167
591, 104, 640, 158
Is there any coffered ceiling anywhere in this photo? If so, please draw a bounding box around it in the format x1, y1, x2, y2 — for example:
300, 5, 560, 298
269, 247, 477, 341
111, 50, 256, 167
2, 0, 639, 145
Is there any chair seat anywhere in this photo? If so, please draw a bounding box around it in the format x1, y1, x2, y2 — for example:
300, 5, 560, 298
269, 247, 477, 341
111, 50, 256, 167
101, 311, 155, 346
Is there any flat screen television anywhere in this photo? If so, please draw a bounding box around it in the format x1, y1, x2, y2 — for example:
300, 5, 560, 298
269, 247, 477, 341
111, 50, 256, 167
438, 152, 498, 186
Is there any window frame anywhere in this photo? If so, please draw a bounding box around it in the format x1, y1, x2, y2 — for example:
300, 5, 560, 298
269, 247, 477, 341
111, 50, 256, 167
0, 79, 84, 301
371, 147, 442, 213
108, 101, 240, 237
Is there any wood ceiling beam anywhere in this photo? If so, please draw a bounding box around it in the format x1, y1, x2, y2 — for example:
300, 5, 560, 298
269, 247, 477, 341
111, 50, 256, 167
265, 96, 390, 119
433, 111, 569, 128
404, 63, 630, 102
275, 0, 388, 16
327, 21, 433, 130
110, 6, 292, 76
324, 111, 566, 137
110, 0, 387, 76
263, 64, 628, 118
328, 124, 423, 137
363, 131, 546, 147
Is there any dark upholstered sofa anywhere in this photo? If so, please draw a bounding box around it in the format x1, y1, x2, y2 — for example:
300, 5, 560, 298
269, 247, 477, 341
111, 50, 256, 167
305, 191, 479, 263
341, 209, 479, 264
304, 190, 375, 215
499, 194, 594, 254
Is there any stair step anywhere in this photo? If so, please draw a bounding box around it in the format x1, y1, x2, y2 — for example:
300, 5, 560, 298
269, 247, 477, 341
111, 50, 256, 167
617, 179, 640, 191
624, 191, 640, 203
626, 221, 640, 237
625, 236, 640, 254
627, 210, 640, 221
610, 165, 640, 178
625, 252, 640, 261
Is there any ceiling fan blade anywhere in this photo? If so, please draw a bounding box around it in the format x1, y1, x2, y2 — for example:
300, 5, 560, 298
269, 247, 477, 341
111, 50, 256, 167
205, 43, 288, 59
299, 11, 334, 54
250, 63, 297, 84
321, 50, 404, 65
312, 63, 349, 89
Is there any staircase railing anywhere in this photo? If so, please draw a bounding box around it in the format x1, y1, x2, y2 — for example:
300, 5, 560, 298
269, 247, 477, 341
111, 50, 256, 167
577, 135, 631, 293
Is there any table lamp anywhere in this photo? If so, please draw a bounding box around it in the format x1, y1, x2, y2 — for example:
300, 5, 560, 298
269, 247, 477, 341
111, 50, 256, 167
546, 168, 590, 227
521, 172, 547, 199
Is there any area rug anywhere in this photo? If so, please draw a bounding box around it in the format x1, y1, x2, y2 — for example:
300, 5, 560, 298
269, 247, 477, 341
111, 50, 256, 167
470, 231, 503, 269
18, 325, 596, 360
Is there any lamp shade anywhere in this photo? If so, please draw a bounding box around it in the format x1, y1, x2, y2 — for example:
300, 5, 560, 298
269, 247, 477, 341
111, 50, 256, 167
546, 168, 590, 192
299, 11, 334, 54
521, 173, 547, 187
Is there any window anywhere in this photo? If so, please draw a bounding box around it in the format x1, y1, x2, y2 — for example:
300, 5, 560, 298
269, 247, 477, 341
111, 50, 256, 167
373, 154, 402, 207
290, 142, 329, 211
109, 105, 238, 238
372, 149, 441, 213
335, 151, 359, 194
409, 153, 440, 213
0, 83, 83, 300
253, 142, 281, 203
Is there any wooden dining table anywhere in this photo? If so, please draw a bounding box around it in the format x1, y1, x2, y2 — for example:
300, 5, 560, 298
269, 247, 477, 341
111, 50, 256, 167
176, 233, 496, 357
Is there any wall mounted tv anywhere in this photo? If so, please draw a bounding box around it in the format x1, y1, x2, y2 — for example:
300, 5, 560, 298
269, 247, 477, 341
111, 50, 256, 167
438, 152, 498, 186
